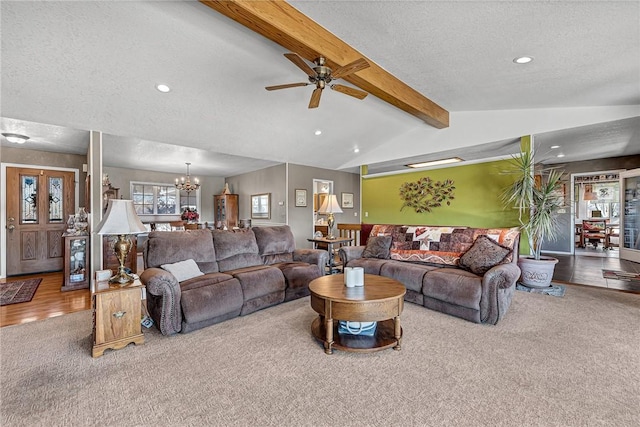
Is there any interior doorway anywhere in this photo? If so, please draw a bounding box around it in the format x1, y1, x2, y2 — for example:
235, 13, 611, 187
572, 170, 622, 259
311, 179, 333, 236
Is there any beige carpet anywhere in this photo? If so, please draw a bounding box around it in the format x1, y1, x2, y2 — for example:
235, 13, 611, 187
1, 285, 639, 426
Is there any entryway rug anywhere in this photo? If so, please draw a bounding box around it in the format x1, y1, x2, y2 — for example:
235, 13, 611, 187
602, 270, 640, 282
516, 282, 566, 297
0, 279, 42, 306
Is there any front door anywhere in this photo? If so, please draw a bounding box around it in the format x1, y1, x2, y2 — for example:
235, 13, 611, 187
5, 167, 76, 276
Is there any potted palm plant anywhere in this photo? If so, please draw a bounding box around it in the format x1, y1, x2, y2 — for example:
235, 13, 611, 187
502, 149, 565, 288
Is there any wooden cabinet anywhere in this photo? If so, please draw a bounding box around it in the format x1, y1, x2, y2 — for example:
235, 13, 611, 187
214, 194, 239, 228
92, 280, 144, 357
62, 235, 90, 291
102, 236, 137, 275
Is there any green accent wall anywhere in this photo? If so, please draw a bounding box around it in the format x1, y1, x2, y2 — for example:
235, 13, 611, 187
362, 159, 520, 228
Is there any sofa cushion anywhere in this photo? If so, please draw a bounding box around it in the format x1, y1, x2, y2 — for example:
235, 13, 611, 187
146, 229, 218, 274
470, 227, 520, 263
180, 272, 235, 292
226, 265, 285, 301
272, 261, 322, 298
362, 235, 392, 259
161, 259, 204, 282
252, 225, 296, 257
346, 258, 389, 275
379, 260, 439, 293
213, 229, 263, 272
422, 268, 483, 310
459, 235, 511, 275
180, 277, 243, 324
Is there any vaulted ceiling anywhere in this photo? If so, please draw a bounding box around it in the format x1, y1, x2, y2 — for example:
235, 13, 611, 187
1, 1, 639, 177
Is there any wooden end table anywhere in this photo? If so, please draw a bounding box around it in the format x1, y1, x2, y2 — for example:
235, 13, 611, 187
307, 236, 353, 274
309, 274, 405, 355
92, 279, 145, 357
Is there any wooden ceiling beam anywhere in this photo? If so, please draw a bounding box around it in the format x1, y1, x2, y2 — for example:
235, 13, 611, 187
199, 0, 449, 128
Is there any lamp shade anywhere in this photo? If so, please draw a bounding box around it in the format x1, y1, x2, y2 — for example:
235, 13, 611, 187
318, 194, 343, 214
95, 199, 147, 235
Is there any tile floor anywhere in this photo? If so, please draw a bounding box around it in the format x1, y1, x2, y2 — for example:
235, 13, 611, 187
553, 247, 640, 292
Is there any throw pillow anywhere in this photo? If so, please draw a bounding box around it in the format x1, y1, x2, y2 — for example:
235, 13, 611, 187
459, 235, 511, 275
161, 259, 204, 282
362, 235, 392, 259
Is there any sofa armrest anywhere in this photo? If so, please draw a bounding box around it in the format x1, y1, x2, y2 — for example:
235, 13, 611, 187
140, 267, 183, 335
480, 263, 521, 325
293, 249, 329, 275
338, 245, 365, 266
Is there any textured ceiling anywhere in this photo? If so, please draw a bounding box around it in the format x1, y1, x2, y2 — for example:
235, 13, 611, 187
1, 0, 639, 176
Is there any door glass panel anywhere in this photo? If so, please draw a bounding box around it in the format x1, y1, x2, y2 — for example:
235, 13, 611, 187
623, 176, 640, 250
48, 177, 64, 222
21, 175, 38, 224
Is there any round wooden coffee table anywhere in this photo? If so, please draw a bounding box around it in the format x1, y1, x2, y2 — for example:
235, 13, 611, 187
309, 274, 406, 355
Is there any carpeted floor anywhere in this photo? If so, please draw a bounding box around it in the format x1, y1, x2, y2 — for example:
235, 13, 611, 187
1, 286, 639, 426
0, 278, 42, 306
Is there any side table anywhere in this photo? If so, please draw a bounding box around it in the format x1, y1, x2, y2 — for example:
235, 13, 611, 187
92, 279, 145, 357
307, 236, 353, 274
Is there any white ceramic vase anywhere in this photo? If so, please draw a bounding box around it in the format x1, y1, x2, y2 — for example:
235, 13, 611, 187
517, 256, 559, 288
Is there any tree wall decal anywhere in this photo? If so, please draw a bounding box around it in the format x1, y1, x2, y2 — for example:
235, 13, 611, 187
399, 177, 455, 213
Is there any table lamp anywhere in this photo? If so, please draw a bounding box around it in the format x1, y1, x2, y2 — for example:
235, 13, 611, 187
318, 194, 343, 240
95, 199, 147, 285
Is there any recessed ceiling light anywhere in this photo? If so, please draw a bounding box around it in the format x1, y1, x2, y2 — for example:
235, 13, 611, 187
513, 56, 533, 64
354, 147, 360, 153
550, 145, 560, 149
155, 84, 171, 93
2, 133, 29, 144
406, 157, 463, 168
557, 153, 565, 158
314, 130, 322, 136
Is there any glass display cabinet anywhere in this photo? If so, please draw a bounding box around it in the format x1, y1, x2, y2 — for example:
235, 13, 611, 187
214, 194, 238, 229
62, 234, 90, 291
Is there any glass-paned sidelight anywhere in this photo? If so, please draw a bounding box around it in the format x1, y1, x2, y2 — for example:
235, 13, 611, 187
21, 175, 38, 223
49, 177, 63, 222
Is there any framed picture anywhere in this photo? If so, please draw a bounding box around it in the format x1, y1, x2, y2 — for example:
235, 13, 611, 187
341, 192, 354, 209
295, 189, 307, 207
251, 193, 271, 219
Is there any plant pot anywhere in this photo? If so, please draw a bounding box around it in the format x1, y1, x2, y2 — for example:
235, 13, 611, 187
518, 256, 559, 288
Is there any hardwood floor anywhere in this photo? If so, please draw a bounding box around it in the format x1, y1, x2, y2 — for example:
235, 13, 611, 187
1, 271, 91, 327
1, 253, 638, 328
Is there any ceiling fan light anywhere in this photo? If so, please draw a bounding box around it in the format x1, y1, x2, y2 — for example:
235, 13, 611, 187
155, 84, 171, 93
2, 133, 29, 144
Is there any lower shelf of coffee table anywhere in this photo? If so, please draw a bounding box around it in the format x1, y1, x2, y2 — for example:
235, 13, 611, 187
311, 317, 402, 353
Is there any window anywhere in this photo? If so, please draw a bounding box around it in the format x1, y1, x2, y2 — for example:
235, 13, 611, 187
131, 181, 200, 216
131, 182, 200, 216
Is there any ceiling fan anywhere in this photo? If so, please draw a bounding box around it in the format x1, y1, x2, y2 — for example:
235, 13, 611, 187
265, 53, 370, 109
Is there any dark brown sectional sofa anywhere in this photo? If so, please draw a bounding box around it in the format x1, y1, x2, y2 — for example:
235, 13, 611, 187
339, 225, 521, 325
140, 225, 328, 335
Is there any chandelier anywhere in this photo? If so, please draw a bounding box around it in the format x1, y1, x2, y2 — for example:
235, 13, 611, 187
175, 162, 200, 193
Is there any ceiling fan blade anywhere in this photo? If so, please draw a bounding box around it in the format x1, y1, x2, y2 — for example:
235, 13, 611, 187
331, 58, 370, 79
331, 84, 368, 100
284, 53, 316, 78
265, 82, 310, 91
308, 88, 322, 109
